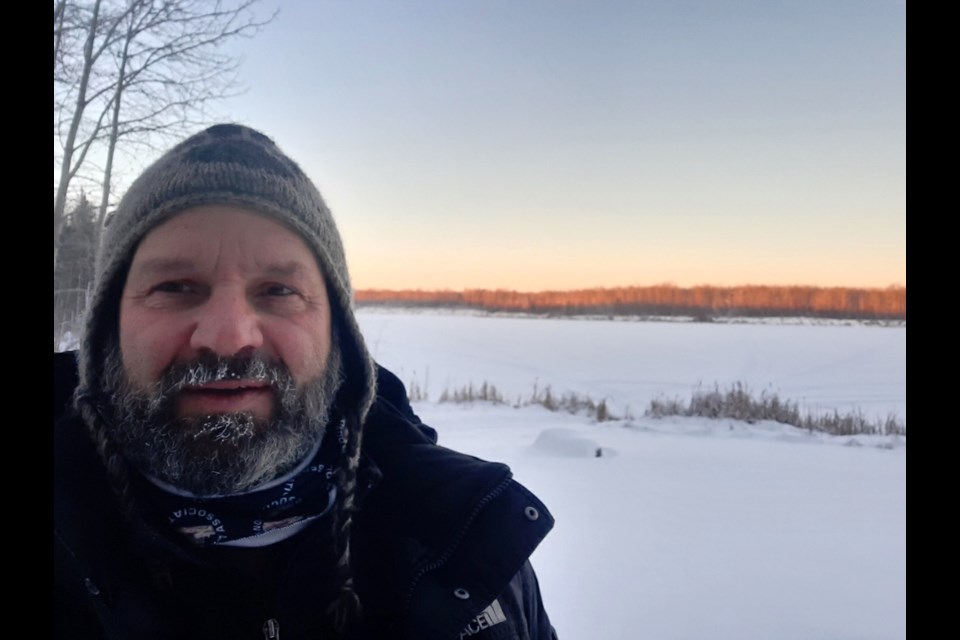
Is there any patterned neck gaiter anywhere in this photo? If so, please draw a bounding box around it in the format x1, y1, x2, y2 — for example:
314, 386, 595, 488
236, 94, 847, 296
132, 418, 348, 547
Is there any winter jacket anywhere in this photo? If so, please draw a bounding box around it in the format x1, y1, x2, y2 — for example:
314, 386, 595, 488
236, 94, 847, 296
54, 351, 557, 639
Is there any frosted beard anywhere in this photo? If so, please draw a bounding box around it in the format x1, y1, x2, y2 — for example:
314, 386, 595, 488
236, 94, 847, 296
101, 342, 343, 497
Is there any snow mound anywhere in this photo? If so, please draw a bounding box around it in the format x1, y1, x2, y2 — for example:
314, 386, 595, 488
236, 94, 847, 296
529, 428, 611, 458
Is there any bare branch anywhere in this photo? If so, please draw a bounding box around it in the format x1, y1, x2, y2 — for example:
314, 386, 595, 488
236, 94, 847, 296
54, 0, 277, 266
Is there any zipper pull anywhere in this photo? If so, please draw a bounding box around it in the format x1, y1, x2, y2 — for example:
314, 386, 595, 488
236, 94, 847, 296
262, 618, 280, 639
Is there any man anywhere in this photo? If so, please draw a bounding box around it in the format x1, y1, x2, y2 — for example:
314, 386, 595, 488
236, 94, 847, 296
54, 124, 557, 639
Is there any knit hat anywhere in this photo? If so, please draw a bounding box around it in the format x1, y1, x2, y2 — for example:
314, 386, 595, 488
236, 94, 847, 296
74, 123, 374, 626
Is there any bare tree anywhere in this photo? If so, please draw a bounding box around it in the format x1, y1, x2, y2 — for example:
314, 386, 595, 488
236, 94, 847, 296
94, 0, 276, 255
53, 0, 275, 265
54, 0, 126, 267
53, 0, 275, 349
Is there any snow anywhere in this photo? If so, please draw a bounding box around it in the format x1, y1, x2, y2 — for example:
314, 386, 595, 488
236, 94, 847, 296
358, 310, 906, 423
356, 311, 906, 640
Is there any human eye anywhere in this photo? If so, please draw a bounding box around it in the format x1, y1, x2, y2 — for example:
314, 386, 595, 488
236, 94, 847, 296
256, 282, 310, 313
150, 281, 196, 295
261, 283, 298, 297
138, 280, 203, 309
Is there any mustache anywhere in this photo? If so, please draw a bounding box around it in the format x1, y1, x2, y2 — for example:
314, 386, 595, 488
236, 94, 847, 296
142, 353, 298, 408
166, 353, 290, 388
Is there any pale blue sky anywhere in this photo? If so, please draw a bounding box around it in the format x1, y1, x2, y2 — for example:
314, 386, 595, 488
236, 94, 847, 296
201, 1, 904, 290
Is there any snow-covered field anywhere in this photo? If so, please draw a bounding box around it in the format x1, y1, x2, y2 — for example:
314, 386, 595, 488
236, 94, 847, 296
356, 310, 906, 640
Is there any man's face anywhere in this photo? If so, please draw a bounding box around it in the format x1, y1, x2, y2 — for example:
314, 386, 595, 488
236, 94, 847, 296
120, 205, 334, 419
110, 205, 341, 494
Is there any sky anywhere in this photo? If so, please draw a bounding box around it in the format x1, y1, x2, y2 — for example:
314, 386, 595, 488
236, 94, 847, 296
147, 1, 907, 291
359, 310, 906, 639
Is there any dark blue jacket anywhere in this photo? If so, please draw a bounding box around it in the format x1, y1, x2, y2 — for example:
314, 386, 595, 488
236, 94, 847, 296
54, 352, 557, 639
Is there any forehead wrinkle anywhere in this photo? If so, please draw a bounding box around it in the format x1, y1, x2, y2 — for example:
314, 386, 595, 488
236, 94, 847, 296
232, 218, 313, 279
258, 260, 313, 279
132, 248, 313, 283
129, 256, 197, 277
134, 210, 321, 283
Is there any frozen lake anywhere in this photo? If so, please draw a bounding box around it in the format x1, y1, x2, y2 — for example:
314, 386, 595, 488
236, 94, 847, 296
356, 310, 906, 640
357, 310, 906, 423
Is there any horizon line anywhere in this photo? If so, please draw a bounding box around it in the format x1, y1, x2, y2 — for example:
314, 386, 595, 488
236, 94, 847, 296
354, 282, 906, 293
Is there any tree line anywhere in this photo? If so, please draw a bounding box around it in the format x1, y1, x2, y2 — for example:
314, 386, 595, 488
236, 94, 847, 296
355, 285, 906, 321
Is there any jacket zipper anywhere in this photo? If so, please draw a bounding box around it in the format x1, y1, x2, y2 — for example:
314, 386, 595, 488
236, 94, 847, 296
262, 618, 279, 639
401, 474, 513, 616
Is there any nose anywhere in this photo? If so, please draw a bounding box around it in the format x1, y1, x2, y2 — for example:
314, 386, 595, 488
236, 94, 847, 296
189, 286, 264, 356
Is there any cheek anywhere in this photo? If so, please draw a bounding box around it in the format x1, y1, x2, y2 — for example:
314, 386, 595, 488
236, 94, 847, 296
119, 309, 193, 386
268, 320, 332, 384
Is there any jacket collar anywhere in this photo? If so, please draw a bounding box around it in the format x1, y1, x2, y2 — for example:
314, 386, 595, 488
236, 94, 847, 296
353, 366, 554, 638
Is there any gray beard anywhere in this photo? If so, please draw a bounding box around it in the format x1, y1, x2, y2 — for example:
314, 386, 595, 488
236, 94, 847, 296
101, 343, 343, 496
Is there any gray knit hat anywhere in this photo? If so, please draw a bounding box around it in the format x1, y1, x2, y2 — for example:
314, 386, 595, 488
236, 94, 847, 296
76, 123, 376, 424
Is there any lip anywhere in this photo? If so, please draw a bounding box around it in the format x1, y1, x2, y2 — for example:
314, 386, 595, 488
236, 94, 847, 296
178, 381, 275, 419
183, 380, 271, 392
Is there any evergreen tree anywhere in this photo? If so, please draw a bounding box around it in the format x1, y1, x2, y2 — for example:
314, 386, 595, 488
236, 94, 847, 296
54, 193, 97, 350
